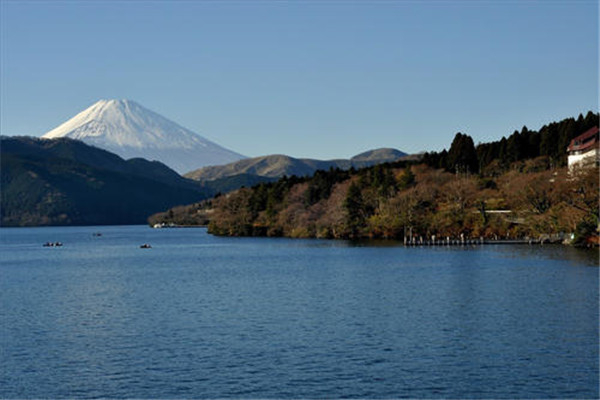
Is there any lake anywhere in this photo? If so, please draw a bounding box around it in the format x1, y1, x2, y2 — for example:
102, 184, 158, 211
1, 225, 598, 398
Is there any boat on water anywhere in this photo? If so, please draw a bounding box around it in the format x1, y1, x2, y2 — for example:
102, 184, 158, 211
140, 244, 152, 249
43, 242, 63, 247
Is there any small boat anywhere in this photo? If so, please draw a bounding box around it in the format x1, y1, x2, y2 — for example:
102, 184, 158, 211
92, 232, 102, 237
43, 242, 63, 247
140, 244, 152, 249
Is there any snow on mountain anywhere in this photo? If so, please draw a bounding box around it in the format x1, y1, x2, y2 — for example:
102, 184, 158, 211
42, 99, 245, 174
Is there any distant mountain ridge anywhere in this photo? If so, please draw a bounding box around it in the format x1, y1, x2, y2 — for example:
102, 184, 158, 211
1, 136, 210, 226
0, 135, 411, 226
185, 148, 410, 182
42, 99, 245, 174
350, 148, 408, 163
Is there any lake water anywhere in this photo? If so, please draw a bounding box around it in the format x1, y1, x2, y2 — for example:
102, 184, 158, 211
1, 225, 598, 398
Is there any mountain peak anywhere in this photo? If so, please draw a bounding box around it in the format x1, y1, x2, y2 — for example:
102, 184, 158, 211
351, 148, 407, 162
42, 99, 245, 173
96, 98, 134, 104
95, 99, 139, 109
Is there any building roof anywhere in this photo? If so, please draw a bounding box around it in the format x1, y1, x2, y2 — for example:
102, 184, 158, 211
567, 126, 599, 153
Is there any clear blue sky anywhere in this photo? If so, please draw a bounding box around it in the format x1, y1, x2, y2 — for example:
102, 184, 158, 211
1, 0, 597, 159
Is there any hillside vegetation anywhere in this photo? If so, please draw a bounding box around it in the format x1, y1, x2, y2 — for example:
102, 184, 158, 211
1, 137, 210, 226
152, 112, 599, 245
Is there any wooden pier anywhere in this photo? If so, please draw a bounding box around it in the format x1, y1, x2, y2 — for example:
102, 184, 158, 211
403, 235, 564, 246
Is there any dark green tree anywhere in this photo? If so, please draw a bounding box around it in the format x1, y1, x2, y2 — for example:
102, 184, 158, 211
344, 182, 365, 238
447, 133, 479, 174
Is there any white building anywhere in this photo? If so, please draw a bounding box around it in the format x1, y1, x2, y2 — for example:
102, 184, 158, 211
567, 126, 599, 171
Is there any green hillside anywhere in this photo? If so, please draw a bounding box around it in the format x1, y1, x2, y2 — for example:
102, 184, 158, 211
154, 112, 599, 246
1, 137, 210, 226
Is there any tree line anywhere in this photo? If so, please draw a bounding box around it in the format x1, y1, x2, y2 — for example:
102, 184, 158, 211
151, 112, 599, 246
422, 111, 598, 174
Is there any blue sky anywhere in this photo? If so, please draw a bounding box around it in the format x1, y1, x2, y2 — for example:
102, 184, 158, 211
1, 0, 597, 159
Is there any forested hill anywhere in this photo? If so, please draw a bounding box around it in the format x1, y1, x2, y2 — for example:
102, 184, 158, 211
423, 110, 598, 174
150, 112, 598, 245
1, 137, 211, 226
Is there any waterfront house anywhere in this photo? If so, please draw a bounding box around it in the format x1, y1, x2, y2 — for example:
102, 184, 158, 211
567, 126, 599, 171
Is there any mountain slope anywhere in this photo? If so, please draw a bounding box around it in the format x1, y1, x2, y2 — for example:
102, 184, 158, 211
42, 99, 245, 174
1, 136, 210, 226
351, 148, 407, 163
200, 173, 279, 195
184, 148, 409, 182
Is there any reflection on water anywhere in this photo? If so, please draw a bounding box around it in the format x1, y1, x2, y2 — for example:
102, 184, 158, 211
0, 226, 598, 398
492, 243, 599, 266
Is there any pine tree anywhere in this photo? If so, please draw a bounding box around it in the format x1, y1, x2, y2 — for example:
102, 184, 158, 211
447, 133, 479, 174
344, 182, 364, 238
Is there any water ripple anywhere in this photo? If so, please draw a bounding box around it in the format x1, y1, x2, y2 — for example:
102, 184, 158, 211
1, 226, 598, 398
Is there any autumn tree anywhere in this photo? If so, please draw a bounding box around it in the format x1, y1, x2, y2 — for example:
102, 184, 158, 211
565, 167, 600, 246
208, 189, 254, 236
398, 166, 415, 190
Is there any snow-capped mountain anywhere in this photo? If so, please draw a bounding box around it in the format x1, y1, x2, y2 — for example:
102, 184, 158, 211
42, 99, 245, 174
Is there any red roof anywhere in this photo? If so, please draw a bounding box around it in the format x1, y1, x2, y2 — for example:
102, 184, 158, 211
567, 126, 599, 153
